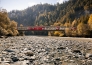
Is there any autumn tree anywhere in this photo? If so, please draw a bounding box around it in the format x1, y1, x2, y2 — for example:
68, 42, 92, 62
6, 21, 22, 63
9, 20, 18, 36
88, 14, 92, 30
64, 22, 71, 27
77, 22, 88, 36
64, 22, 71, 36
84, 5, 89, 10
0, 11, 18, 36
71, 19, 78, 36
72, 19, 78, 27
65, 28, 71, 36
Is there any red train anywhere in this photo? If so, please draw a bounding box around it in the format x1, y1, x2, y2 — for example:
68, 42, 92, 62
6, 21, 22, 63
17, 26, 77, 31
17, 26, 66, 31
28, 26, 45, 31
27, 26, 62, 31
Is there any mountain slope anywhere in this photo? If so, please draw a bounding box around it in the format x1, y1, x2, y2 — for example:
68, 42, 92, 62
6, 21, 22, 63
8, 0, 92, 37
8, 0, 92, 26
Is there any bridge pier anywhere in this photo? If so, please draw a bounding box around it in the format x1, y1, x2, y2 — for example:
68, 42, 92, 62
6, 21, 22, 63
48, 31, 51, 36
18, 30, 25, 36
48, 31, 54, 36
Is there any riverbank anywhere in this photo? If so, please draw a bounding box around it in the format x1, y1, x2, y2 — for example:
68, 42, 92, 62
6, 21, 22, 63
0, 36, 92, 65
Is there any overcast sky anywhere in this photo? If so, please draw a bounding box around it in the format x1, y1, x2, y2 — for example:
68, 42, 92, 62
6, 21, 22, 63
0, 0, 68, 12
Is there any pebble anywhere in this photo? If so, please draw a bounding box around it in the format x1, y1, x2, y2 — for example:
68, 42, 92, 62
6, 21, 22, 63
0, 36, 92, 65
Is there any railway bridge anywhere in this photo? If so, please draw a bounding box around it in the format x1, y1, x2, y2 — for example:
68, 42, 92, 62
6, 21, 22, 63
17, 26, 67, 31
17, 26, 76, 35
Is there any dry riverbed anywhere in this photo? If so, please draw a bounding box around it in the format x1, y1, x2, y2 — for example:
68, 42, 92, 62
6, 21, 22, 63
0, 36, 92, 65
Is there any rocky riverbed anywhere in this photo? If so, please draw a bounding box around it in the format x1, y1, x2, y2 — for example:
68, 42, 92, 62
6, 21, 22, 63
0, 36, 92, 65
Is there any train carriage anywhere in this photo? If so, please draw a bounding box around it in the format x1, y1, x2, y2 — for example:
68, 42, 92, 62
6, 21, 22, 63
18, 26, 67, 31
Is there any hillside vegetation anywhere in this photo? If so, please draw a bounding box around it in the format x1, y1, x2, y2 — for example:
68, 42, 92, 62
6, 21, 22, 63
0, 11, 18, 36
8, 0, 92, 37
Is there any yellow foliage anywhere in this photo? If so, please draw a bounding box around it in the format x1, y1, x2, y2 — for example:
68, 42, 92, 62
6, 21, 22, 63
64, 22, 71, 27
65, 28, 71, 36
77, 22, 88, 36
72, 20, 78, 27
54, 31, 60, 36
11, 21, 17, 27
88, 14, 92, 30
60, 24, 64, 26
71, 30, 77, 36
12, 30, 19, 36
84, 5, 89, 10
53, 22, 61, 26
54, 31, 64, 36
0, 12, 18, 36
0, 22, 7, 29
7, 29, 13, 35
59, 34, 64, 37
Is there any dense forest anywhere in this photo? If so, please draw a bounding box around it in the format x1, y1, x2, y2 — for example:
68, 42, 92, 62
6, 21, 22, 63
0, 0, 92, 37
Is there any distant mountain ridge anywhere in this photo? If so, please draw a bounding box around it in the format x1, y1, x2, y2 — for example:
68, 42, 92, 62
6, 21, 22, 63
8, 0, 92, 26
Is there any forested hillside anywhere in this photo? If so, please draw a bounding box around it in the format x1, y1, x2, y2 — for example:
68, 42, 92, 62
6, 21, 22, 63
8, 0, 92, 37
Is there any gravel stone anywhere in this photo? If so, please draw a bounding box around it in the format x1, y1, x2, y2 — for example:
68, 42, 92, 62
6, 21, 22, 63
0, 36, 92, 65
